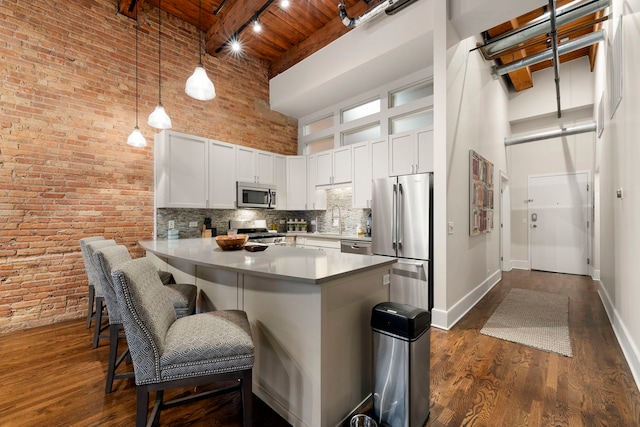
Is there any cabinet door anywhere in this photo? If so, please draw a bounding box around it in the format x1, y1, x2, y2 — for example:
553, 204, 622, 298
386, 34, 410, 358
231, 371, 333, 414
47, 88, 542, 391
307, 154, 327, 210
316, 151, 333, 185
155, 131, 207, 208
371, 139, 389, 180
333, 146, 352, 184
236, 146, 255, 182
286, 156, 307, 210
416, 129, 434, 173
256, 150, 274, 184
274, 155, 287, 210
352, 142, 371, 208
208, 140, 237, 209
389, 132, 415, 176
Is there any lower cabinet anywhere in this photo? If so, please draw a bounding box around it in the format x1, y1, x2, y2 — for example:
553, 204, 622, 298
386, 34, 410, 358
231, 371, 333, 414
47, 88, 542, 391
296, 236, 340, 253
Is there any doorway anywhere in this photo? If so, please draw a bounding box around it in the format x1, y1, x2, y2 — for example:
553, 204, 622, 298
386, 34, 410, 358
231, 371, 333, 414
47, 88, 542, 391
500, 171, 511, 271
528, 171, 590, 275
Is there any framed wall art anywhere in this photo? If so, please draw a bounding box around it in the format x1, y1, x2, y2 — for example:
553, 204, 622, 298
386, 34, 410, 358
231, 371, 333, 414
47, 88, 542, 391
469, 150, 494, 236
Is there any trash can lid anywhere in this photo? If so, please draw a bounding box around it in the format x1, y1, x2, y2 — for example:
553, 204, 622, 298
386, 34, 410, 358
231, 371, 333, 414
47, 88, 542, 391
371, 302, 431, 341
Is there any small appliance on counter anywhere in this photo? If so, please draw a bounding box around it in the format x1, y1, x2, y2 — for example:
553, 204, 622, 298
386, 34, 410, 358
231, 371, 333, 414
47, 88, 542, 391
201, 217, 217, 238
230, 219, 286, 245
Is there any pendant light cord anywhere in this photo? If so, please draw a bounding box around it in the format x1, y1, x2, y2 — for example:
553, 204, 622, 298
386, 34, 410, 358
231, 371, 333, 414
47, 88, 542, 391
198, 0, 203, 66
158, 0, 163, 105
135, 18, 139, 127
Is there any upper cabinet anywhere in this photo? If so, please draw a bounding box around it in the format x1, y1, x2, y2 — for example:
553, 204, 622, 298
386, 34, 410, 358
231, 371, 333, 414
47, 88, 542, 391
236, 147, 275, 185
389, 128, 434, 176
351, 142, 372, 208
208, 140, 237, 209
156, 131, 208, 208
307, 154, 327, 210
315, 146, 352, 186
274, 155, 287, 210
286, 156, 307, 210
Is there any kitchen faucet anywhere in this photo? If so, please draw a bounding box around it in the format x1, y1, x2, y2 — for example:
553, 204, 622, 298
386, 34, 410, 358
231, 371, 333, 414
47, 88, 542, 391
331, 205, 342, 235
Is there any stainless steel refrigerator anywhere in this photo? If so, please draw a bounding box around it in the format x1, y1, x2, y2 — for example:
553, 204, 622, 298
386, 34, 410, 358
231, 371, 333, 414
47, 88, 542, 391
372, 173, 433, 311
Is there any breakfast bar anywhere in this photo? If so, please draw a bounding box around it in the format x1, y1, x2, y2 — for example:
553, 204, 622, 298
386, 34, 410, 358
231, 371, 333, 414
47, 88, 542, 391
139, 238, 396, 427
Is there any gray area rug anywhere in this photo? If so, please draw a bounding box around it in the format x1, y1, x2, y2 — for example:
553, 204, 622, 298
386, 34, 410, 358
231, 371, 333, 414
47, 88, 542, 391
480, 288, 573, 357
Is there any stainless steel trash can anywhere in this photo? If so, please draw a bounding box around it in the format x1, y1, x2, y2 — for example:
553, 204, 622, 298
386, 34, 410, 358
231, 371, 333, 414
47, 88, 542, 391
371, 302, 430, 427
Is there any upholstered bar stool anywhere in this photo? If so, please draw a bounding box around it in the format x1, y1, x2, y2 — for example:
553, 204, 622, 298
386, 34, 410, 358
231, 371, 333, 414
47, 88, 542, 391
111, 258, 254, 427
79, 236, 105, 329
93, 245, 199, 393
84, 239, 118, 348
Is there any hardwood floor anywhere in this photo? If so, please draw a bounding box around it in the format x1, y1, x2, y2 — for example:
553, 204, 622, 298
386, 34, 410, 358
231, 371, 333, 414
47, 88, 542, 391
0, 270, 638, 426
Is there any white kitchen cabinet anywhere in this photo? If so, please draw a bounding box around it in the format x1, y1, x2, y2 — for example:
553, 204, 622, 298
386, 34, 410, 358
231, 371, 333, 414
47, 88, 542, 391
236, 147, 275, 184
307, 154, 327, 210
274, 155, 287, 210
389, 128, 434, 176
155, 131, 208, 208
315, 146, 352, 186
298, 236, 341, 253
371, 138, 389, 179
286, 156, 307, 210
352, 141, 372, 208
208, 140, 237, 209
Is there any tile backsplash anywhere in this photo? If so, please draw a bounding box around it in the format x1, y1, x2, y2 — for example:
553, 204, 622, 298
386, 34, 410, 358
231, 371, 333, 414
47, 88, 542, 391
157, 187, 370, 239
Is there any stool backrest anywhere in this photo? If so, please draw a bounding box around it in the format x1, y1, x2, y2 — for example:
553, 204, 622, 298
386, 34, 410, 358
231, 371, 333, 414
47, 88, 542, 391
111, 258, 177, 384
79, 236, 104, 288
83, 240, 116, 296
93, 245, 132, 325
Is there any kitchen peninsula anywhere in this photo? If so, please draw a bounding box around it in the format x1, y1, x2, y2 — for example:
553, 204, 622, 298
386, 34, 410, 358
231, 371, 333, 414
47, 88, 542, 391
139, 238, 396, 427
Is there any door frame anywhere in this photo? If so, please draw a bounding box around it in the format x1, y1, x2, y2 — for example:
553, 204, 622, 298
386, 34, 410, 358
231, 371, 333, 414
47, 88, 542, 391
527, 170, 592, 274
499, 171, 511, 271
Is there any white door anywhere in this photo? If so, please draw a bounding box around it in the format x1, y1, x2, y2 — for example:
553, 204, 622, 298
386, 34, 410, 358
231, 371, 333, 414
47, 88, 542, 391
528, 172, 590, 275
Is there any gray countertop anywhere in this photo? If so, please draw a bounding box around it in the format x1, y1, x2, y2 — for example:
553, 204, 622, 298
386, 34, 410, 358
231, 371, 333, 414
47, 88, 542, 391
139, 238, 393, 284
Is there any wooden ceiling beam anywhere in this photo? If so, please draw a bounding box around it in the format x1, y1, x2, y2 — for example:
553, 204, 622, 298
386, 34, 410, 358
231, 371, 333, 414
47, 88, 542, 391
205, 0, 267, 55
118, 0, 144, 19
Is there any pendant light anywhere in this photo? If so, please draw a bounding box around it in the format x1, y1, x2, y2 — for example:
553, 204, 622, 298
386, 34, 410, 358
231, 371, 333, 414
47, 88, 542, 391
185, 0, 216, 101
148, 0, 172, 129
127, 18, 147, 147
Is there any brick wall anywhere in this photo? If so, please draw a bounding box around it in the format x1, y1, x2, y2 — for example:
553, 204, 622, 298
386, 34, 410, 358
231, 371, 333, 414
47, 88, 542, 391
0, 0, 298, 333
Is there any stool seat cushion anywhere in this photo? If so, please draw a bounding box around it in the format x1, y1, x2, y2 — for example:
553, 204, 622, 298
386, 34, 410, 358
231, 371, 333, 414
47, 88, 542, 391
158, 270, 174, 285
161, 310, 254, 380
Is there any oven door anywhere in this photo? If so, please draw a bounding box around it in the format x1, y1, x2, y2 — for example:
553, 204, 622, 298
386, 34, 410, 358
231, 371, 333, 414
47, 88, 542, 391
237, 182, 275, 209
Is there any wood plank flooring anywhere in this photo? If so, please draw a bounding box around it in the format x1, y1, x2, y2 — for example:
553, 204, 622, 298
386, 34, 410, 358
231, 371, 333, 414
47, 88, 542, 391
0, 270, 638, 426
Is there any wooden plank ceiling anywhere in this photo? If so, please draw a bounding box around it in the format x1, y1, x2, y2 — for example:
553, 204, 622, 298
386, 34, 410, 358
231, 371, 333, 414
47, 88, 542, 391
480, 0, 606, 91
117, 0, 372, 78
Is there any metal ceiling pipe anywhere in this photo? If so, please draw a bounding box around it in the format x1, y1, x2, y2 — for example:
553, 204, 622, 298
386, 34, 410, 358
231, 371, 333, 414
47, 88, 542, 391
504, 122, 596, 146
481, 0, 610, 59
338, 0, 391, 28
493, 29, 605, 76
549, 0, 562, 118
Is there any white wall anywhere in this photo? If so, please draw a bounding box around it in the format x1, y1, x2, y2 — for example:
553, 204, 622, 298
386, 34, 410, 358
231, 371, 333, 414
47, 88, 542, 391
594, 0, 640, 389
431, 28, 510, 329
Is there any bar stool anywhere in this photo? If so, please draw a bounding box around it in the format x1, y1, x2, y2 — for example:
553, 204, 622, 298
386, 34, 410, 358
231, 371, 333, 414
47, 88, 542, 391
79, 236, 105, 329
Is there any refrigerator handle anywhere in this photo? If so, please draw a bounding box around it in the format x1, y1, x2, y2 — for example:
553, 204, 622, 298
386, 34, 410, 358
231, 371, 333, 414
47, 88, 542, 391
398, 182, 404, 248
392, 183, 397, 248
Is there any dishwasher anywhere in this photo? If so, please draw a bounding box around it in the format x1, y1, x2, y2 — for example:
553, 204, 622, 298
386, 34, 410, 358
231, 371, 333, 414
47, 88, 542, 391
340, 239, 372, 255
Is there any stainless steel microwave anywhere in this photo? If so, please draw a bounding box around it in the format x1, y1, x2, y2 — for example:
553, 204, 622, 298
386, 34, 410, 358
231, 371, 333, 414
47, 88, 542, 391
236, 182, 276, 209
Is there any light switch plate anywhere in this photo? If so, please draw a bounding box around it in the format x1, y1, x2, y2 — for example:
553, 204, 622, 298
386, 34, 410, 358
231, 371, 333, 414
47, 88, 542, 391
382, 274, 390, 285
447, 221, 454, 234
168, 220, 175, 229
189, 221, 198, 228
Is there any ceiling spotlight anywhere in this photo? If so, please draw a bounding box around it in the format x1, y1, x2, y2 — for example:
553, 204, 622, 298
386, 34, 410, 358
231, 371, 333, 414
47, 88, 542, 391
253, 20, 262, 33
280, 0, 290, 9
231, 40, 242, 52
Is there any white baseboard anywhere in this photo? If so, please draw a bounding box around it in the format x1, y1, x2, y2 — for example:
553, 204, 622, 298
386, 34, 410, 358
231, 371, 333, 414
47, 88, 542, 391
591, 268, 600, 281
431, 269, 502, 330
597, 280, 640, 393
511, 259, 530, 270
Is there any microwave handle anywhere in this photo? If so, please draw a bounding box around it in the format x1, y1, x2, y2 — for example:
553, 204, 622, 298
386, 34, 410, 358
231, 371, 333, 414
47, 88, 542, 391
268, 190, 273, 208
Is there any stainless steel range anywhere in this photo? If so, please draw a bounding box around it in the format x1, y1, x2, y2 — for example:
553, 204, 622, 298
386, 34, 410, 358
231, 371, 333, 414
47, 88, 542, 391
229, 219, 286, 245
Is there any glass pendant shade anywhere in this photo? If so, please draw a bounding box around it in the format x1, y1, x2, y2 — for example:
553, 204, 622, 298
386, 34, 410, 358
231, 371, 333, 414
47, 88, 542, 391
127, 126, 147, 147
185, 64, 216, 101
148, 103, 172, 129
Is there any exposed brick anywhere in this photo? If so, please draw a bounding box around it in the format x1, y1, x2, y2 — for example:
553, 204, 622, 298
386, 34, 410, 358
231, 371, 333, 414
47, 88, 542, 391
0, 0, 297, 333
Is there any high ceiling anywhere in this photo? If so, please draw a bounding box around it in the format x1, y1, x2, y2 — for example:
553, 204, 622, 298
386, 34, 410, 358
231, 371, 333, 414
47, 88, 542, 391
117, 0, 374, 78
477, 0, 607, 91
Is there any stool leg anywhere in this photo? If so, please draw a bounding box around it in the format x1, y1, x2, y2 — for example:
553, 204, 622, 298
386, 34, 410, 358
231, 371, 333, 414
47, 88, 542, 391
105, 324, 119, 394
242, 370, 252, 427
92, 297, 105, 348
136, 386, 149, 427
86, 285, 95, 329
